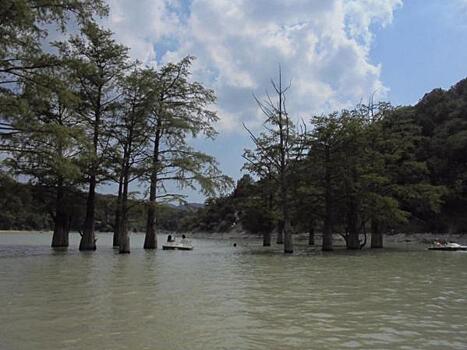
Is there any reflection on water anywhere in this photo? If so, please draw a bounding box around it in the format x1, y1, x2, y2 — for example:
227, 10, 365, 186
0, 232, 466, 350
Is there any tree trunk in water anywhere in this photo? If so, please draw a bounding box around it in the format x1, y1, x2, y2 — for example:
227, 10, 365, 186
119, 181, 130, 254
144, 202, 157, 249
346, 233, 360, 249
346, 201, 360, 250
119, 229, 130, 253
144, 162, 157, 249
371, 221, 383, 248
321, 217, 333, 251
144, 122, 161, 250
113, 208, 120, 248
113, 175, 123, 248
322, 223, 333, 251
118, 159, 130, 253
283, 220, 293, 254
322, 146, 333, 251
263, 231, 271, 246
308, 225, 315, 246
346, 221, 360, 250
265, 179, 273, 248
52, 211, 69, 248
118, 201, 130, 254
51, 184, 69, 248
276, 220, 284, 244
80, 98, 100, 251
80, 174, 97, 251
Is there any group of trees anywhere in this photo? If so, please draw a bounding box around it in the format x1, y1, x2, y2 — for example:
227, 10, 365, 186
190, 74, 467, 254
0, 1, 231, 253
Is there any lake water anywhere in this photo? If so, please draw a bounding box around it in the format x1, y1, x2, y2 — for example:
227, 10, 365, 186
0, 232, 466, 350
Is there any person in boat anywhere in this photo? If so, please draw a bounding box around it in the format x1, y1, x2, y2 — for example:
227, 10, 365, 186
167, 234, 175, 243
180, 234, 189, 245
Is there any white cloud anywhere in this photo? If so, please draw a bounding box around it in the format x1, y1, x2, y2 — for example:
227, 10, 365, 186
103, 0, 402, 132
104, 0, 182, 65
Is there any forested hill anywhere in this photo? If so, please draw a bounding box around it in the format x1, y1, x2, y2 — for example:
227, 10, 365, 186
0, 175, 198, 232
183, 78, 467, 236
413, 78, 467, 232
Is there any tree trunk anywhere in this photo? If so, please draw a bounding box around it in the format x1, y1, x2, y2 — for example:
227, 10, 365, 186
144, 200, 157, 249
113, 174, 123, 248
144, 162, 157, 249
276, 220, 284, 244
277, 69, 293, 255
346, 198, 360, 250
308, 225, 315, 246
283, 220, 293, 254
79, 173, 97, 251
119, 177, 130, 254
346, 232, 360, 249
322, 147, 333, 251
52, 211, 69, 248
145, 121, 162, 250
51, 183, 69, 248
263, 231, 271, 246
80, 95, 101, 252
322, 222, 333, 251
113, 206, 121, 248
371, 221, 383, 248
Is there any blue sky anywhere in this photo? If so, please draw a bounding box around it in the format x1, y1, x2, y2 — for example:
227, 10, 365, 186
370, 0, 467, 106
102, 0, 467, 203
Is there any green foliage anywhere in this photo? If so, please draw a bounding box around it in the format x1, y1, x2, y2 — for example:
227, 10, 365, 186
411, 79, 467, 232
144, 56, 233, 202
1, 0, 108, 98
0, 173, 50, 230
240, 201, 275, 235
181, 196, 236, 233
56, 22, 131, 183
302, 102, 447, 239
2, 65, 84, 186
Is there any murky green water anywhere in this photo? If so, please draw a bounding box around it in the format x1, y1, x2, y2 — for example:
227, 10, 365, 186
0, 232, 466, 350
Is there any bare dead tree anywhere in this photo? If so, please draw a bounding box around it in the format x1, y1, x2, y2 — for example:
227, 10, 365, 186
243, 66, 307, 254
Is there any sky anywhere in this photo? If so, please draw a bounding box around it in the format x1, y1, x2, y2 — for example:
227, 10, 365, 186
100, 0, 467, 203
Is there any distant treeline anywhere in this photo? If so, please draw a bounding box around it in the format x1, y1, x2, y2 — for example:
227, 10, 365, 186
0, 174, 197, 233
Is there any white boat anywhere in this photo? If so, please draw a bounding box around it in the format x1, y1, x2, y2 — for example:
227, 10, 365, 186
162, 241, 193, 250
428, 242, 467, 251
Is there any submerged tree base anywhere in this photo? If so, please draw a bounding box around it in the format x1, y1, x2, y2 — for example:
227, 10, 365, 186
112, 231, 120, 248
51, 233, 69, 248
284, 230, 294, 254
371, 232, 384, 248
263, 232, 272, 246
79, 245, 96, 251
143, 232, 157, 249
322, 232, 333, 251
79, 232, 96, 251
119, 235, 130, 254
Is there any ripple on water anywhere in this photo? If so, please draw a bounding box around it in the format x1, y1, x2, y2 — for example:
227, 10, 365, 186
0, 233, 466, 349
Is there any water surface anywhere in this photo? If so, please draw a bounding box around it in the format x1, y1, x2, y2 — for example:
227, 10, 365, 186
0, 232, 466, 349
